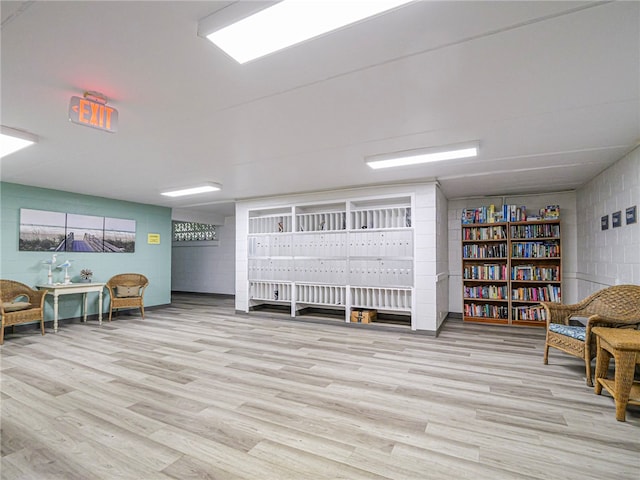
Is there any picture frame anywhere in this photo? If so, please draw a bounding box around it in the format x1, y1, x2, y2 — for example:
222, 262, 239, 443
19, 208, 136, 252
626, 205, 637, 225
601, 215, 609, 231
612, 211, 622, 228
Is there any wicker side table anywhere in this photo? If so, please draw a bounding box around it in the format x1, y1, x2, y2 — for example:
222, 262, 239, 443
592, 327, 640, 422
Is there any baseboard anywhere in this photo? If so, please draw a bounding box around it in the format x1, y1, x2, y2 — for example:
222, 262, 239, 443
172, 291, 235, 299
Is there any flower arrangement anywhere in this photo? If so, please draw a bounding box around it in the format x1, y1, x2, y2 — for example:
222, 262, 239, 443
80, 269, 93, 282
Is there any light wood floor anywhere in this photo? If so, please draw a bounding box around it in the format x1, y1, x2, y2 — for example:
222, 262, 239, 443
1, 293, 639, 479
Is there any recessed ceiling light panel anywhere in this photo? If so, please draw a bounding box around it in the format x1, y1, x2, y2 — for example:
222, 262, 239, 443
161, 182, 222, 197
0, 126, 38, 158
366, 142, 479, 170
205, 0, 413, 64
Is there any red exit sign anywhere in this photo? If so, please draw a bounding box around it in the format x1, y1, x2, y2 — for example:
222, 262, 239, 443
69, 96, 118, 133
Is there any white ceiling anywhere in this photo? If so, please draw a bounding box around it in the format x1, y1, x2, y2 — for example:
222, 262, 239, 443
1, 1, 638, 219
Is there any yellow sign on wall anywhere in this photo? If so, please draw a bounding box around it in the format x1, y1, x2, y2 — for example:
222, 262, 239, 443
147, 233, 161, 244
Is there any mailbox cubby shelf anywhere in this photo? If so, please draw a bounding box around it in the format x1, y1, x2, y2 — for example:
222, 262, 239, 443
249, 208, 293, 234
295, 203, 346, 232
351, 286, 412, 312
249, 281, 292, 304
246, 196, 414, 325
295, 284, 347, 307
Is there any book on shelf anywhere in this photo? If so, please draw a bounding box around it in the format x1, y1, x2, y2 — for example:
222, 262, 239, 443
487, 204, 495, 223
502, 204, 527, 222
463, 263, 507, 280
464, 302, 509, 319
511, 284, 561, 302
461, 209, 475, 224
511, 264, 560, 281
464, 284, 507, 300
512, 305, 547, 321
528, 205, 560, 221
511, 241, 560, 258
512, 264, 533, 280
462, 204, 539, 224
463, 243, 507, 259
511, 223, 560, 239
461, 205, 500, 224
462, 203, 561, 224
462, 225, 507, 240
541, 205, 560, 219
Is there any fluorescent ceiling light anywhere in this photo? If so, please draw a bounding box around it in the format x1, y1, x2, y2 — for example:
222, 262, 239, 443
366, 143, 479, 170
161, 183, 222, 197
206, 0, 413, 64
1, 126, 38, 158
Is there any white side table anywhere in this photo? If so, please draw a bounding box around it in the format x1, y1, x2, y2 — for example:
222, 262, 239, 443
36, 282, 106, 332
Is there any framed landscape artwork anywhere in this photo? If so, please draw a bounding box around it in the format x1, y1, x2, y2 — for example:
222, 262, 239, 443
19, 208, 136, 252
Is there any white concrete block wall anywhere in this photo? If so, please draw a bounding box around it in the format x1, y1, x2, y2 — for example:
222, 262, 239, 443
171, 216, 236, 295
235, 204, 250, 312
436, 185, 449, 329
413, 183, 438, 331
448, 192, 578, 314
576, 147, 640, 298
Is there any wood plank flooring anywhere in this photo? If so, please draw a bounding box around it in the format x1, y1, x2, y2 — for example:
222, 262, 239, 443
1, 293, 639, 479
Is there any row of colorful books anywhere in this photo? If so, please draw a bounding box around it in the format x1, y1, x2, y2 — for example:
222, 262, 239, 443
512, 285, 561, 302
527, 205, 560, 221
512, 305, 547, 321
511, 241, 560, 258
463, 303, 509, 319
462, 225, 507, 240
465, 303, 551, 321
511, 265, 560, 281
463, 285, 508, 300
462, 243, 508, 259
463, 264, 508, 280
510, 223, 560, 239
461, 204, 560, 224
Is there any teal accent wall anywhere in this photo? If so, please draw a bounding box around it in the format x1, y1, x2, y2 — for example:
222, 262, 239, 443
0, 182, 172, 321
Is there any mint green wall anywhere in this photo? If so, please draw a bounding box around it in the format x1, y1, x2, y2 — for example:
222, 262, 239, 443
0, 182, 172, 321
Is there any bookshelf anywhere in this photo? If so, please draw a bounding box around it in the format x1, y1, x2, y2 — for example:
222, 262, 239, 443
461, 223, 510, 324
461, 217, 561, 326
247, 196, 414, 326
510, 219, 561, 326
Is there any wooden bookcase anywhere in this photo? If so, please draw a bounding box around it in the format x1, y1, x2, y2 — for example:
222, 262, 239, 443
509, 219, 561, 326
462, 219, 561, 326
461, 222, 510, 324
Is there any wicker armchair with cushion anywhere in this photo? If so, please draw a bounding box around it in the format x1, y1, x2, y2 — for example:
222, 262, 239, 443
105, 273, 148, 322
541, 284, 640, 386
0, 280, 47, 344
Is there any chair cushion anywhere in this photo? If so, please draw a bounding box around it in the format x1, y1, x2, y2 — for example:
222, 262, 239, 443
116, 286, 139, 297
2, 301, 32, 312
549, 323, 586, 341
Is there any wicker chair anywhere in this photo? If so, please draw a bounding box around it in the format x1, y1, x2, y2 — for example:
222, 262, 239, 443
105, 273, 148, 321
0, 280, 47, 344
541, 284, 640, 386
